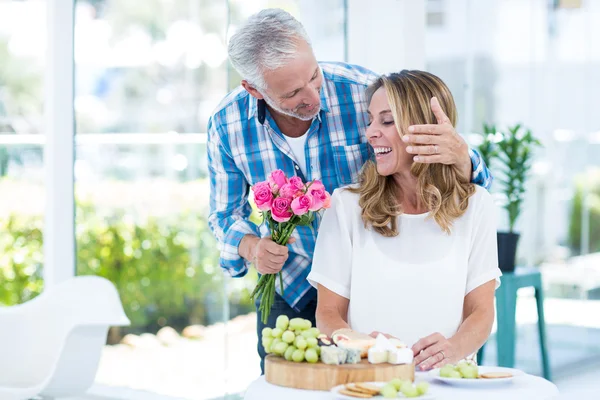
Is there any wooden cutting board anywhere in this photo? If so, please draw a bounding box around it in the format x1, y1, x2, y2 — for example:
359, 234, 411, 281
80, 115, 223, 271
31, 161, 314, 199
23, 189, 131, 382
265, 355, 415, 391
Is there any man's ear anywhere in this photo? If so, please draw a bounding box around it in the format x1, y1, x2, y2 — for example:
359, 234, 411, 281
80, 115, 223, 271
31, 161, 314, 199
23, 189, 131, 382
241, 80, 265, 100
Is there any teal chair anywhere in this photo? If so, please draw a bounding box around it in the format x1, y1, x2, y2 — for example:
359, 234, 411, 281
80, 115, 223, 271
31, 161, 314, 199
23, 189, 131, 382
477, 267, 552, 381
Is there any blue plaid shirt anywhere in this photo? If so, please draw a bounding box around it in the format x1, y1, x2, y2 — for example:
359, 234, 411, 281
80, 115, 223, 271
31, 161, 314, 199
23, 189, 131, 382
207, 62, 493, 311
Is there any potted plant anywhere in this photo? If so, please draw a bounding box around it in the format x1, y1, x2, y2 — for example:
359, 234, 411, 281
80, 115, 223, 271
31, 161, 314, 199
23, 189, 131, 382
478, 123, 542, 272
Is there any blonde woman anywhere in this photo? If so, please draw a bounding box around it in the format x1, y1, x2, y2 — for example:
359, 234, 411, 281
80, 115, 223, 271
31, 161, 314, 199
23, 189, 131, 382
307, 70, 501, 371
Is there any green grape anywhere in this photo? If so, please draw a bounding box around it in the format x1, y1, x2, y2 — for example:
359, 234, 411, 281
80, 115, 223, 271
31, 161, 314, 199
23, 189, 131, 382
306, 337, 318, 348
380, 384, 397, 399
302, 319, 312, 330
261, 327, 273, 338
284, 345, 297, 361
282, 330, 295, 344
289, 318, 305, 331
400, 381, 414, 393
263, 341, 273, 354
294, 329, 303, 336
459, 364, 478, 379
389, 378, 405, 391
276, 315, 290, 331
416, 381, 429, 395
262, 337, 273, 352
292, 349, 305, 363
305, 348, 319, 363
440, 365, 455, 378
401, 384, 419, 398
301, 327, 320, 339
273, 341, 289, 356
301, 330, 313, 339
271, 338, 282, 351
295, 338, 307, 350
316, 346, 321, 356
271, 328, 283, 338
447, 370, 462, 379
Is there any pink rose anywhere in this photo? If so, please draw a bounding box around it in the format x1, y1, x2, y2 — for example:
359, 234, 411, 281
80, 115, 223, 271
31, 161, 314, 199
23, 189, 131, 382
308, 180, 325, 192
271, 197, 293, 223
289, 176, 305, 192
253, 182, 273, 211
268, 170, 288, 191
322, 192, 331, 209
291, 195, 313, 216
308, 188, 328, 211
279, 183, 299, 199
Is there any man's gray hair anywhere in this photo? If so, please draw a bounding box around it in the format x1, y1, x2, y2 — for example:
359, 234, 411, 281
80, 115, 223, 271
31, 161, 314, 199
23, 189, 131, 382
228, 8, 312, 90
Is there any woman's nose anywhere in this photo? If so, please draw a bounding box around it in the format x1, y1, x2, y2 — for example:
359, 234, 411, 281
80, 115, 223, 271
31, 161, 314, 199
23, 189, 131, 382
366, 124, 382, 139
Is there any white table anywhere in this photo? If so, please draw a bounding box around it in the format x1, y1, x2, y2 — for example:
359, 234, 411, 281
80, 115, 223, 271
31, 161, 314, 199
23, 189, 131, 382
244, 372, 559, 400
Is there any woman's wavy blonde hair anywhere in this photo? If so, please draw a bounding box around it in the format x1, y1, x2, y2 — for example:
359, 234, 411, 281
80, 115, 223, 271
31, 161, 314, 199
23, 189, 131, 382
349, 70, 475, 237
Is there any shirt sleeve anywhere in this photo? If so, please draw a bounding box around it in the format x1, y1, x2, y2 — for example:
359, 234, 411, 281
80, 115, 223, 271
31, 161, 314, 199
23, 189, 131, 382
207, 115, 260, 278
465, 188, 502, 295
469, 148, 494, 190
307, 189, 354, 299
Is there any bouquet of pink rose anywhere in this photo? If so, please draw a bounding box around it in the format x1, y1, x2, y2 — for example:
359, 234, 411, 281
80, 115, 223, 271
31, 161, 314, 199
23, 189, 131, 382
250, 169, 331, 324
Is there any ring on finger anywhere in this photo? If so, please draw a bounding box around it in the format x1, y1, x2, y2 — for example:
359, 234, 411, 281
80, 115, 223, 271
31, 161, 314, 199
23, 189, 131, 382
434, 144, 439, 154
439, 350, 446, 359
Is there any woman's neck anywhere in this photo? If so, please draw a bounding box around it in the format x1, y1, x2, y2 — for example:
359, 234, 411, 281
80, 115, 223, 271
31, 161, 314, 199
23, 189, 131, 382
392, 170, 427, 214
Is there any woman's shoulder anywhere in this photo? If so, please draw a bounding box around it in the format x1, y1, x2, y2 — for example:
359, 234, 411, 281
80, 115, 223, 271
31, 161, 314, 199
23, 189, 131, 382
465, 185, 496, 219
471, 185, 494, 206
331, 184, 361, 205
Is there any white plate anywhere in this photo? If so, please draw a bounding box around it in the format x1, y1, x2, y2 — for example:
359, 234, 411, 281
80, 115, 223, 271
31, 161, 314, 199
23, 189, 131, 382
331, 381, 435, 399
428, 366, 524, 387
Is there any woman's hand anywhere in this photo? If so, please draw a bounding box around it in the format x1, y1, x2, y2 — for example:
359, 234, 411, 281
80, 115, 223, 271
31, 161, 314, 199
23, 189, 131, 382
412, 332, 461, 371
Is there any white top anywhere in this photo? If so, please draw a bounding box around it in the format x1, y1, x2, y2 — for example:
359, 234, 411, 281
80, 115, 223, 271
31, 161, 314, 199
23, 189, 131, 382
285, 132, 309, 177
307, 185, 502, 348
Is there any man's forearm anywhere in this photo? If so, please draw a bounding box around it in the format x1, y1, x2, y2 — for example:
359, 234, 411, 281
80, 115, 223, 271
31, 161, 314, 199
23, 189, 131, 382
239, 234, 259, 261
460, 159, 472, 183
458, 145, 473, 183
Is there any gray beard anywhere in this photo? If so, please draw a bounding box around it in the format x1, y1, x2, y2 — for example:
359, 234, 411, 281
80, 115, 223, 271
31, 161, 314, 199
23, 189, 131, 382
260, 91, 320, 122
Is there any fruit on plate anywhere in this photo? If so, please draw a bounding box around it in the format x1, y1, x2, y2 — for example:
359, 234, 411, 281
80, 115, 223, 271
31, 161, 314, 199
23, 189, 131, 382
416, 381, 429, 395
379, 379, 428, 398
379, 383, 397, 398
261, 316, 320, 363
440, 361, 479, 379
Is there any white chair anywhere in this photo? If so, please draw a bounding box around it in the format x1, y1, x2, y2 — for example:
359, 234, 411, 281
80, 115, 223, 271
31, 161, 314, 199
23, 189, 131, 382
0, 276, 131, 400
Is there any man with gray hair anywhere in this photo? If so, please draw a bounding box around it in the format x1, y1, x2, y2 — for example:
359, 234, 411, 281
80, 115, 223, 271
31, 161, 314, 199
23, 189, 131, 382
207, 8, 493, 373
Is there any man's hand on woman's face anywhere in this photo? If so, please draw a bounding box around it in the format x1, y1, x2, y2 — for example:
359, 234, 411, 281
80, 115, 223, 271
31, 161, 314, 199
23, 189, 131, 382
402, 96, 471, 173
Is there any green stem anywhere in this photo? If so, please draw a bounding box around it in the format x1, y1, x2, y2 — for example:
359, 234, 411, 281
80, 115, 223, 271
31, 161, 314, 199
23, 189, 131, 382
279, 271, 284, 295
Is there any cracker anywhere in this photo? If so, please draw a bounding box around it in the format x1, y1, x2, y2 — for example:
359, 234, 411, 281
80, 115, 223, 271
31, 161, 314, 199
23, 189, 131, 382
338, 388, 373, 398
481, 372, 513, 379
354, 383, 382, 394
344, 383, 378, 395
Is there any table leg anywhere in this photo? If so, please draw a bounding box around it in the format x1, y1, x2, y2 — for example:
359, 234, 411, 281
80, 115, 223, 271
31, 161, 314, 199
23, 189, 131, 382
496, 282, 517, 368
535, 286, 552, 381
